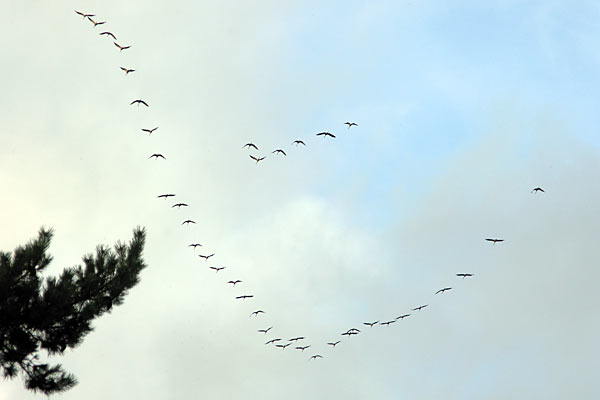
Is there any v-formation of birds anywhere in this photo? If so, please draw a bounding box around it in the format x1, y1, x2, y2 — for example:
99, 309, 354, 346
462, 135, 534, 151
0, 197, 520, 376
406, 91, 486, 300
75, 10, 546, 362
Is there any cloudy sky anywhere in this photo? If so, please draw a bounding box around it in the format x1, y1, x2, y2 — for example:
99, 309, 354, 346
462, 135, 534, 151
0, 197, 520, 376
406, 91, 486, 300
2, 1, 600, 399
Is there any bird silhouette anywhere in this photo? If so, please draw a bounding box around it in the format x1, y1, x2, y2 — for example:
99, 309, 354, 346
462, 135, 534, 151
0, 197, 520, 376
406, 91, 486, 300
344, 122, 358, 129
316, 132, 336, 138
227, 280, 242, 286
172, 203, 188, 208
258, 327, 272, 334
412, 304, 428, 311
485, 238, 504, 245
310, 354, 323, 360
396, 314, 411, 320
157, 193, 175, 199
327, 341, 341, 347
75, 10, 94, 18
131, 99, 149, 107
99, 31, 117, 40
250, 155, 266, 163
120, 67, 135, 75
114, 42, 131, 52
199, 254, 215, 261
380, 320, 396, 326
435, 287, 452, 295
292, 140, 306, 146
188, 243, 202, 248
265, 338, 281, 345
276, 343, 291, 350
88, 17, 106, 27
149, 153, 165, 160
141, 127, 158, 134
181, 219, 196, 225
250, 310, 265, 317
210, 266, 225, 273
243, 143, 259, 150
296, 345, 310, 351
531, 187, 545, 193
289, 337, 305, 342
272, 149, 287, 156
341, 331, 359, 336
235, 295, 253, 300
363, 321, 379, 327
456, 273, 473, 278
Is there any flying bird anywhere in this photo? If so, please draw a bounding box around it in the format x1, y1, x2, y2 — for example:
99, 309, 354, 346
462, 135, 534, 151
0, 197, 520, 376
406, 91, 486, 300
227, 280, 242, 286
149, 153, 165, 160
172, 203, 188, 208
380, 320, 396, 326
209, 266, 225, 273
310, 355, 323, 360
316, 131, 335, 138
243, 143, 258, 150
296, 346, 310, 351
75, 10, 94, 18
250, 310, 265, 317
344, 122, 358, 129
396, 314, 411, 320
181, 220, 196, 225
258, 327, 272, 334
327, 341, 341, 347
363, 321, 379, 327
249, 155, 266, 163
289, 337, 305, 342
235, 295, 254, 300
121, 67, 136, 75
131, 99, 149, 107
456, 273, 473, 278
157, 193, 175, 199
276, 343, 291, 350
292, 140, 306, 146
114, 42, 131, 52
436, 287, 452, 295
188, 243, 202, 248
531, 187, 545, 193
199, 254, 215, 261
142, 127, 159, 135
265, 338, 281, 345
272, 149, 287, 156
412, 304, 428, 311
99, 31, 117, 40
88, 18, 106, 27
485, 238, 504, 245
341, 331, 359, 336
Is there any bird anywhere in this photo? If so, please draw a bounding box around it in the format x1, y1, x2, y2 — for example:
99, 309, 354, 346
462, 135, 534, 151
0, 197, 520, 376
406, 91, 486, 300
265, 338, 281, 345
396, 314, 411, 320
142, 127, 158, 134
276, 343, 291, 350
272, 149, 287, 156
531, 187, 545, 193
296, 346, 310, 351
435, 287, 452, 295
347, 328, 360, 333
157, 193, 175, 199
210, 266, 225, 273
485, 238, 504, 245
88, 18, 106, 27
243, 143, 259, 150
131, 99, 149, 107
199, 254, 215, 261
310, 355, 323, 360
341, 330, 359, 336
172, 203, 189, 208
258, 327, 272, 334
250, 155, 266, 163
456, 273, 473, 278
327, 341, 341, 347
75, 10, 94, 18
250, 310, 265, 317
181, 219, 196, 225
412, 304, 428, 311
99, 31, 117, 40
380, 320, 396, 326
316, 131, 336, 138
292, 140, 306, 146
235, 295, 254, 300
188, 243, 202, 248
289, 337, 305, 342
121, 67, 136, 75
363, 321, 379, 327
227, 280, 242, 286
149, 153, 166, 160
114, 42, 131, 52
344, 122, 358, 129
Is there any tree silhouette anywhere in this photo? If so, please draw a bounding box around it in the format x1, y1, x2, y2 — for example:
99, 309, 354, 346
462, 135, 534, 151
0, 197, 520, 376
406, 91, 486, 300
0, 227, 147, 395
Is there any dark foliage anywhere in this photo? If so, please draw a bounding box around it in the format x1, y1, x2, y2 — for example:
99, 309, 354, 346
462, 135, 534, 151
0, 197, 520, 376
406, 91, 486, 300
0, 227, 146, 395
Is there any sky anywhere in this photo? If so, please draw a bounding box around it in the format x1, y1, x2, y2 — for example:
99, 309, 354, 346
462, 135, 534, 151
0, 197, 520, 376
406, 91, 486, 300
1, 0, 600, 399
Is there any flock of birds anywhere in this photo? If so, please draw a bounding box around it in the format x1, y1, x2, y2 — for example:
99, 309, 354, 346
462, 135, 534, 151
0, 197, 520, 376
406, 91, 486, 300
74, 10, 547, 362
